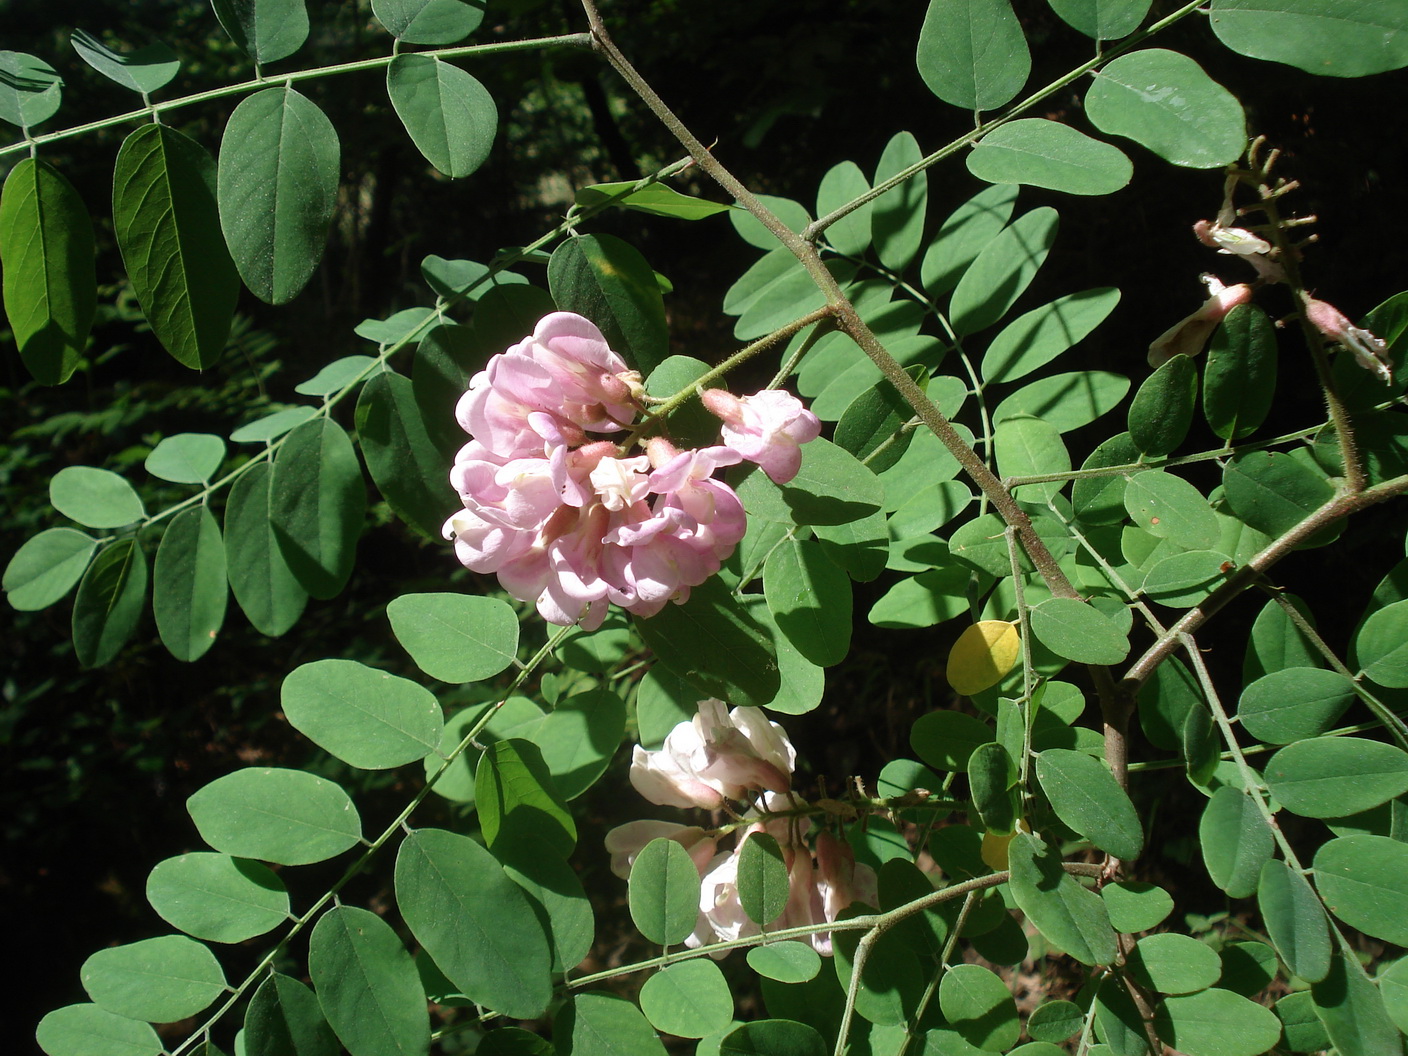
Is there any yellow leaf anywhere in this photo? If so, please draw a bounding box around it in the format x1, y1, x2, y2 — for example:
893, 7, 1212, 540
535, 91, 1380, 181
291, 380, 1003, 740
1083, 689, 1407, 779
946, 620, 1020, 695
981, 830, 1016, 871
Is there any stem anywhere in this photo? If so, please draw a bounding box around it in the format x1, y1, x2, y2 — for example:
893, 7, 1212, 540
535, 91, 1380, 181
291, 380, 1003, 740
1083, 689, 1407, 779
170, 625, 574, 1056
1, 35, 592, 158
801, 0, 1209, 240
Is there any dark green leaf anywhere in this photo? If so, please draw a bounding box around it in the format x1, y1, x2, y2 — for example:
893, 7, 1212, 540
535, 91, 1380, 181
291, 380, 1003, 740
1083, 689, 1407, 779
1204, 305, 1276, 440
1314, 834, 1408, 947
282, 658, 442, 769
548, 233, 669, 373
386, 592, 518, 683
50, 466, 144, 528
764, 538, 852, 667
218, 86, 339, 304
81, 935, 225, 1022
1209, 0, 1408, 78
1142, 550, 1235, 608
224, 461, 309, 637
1354, 598, 1408, 688
1258, 859, 1331, 983
1153, 989, 1282, 1056
951, 207, 1058, 335
245, 973, 337, 1056
1238, 667, 1355, 743
1036, 749, 1143, 859
270, 418, 365, 599
146, 433, 225, 483
35, 1003, 161, 1056
1243, 594, 1319, 684
1007, 833, 1117, 965
833, 370, 924, 474
1128, 354, 1196, 455
72, 539, 147, 668
373, 0, 484, 44
153, 506, 228, 662
1222, 451, 1335, 538
396, 827, 553, 1019
1311, 947, 1403, 1056
1048, 0, 1150, 39
1127, 933, 1221, 995
1027, 1000, 1085, 1043
187, 767, 362, 865
720, 1020, 826, 1056
738, 833, 791, 926
640, 960, 734, 1039
113, 123, 238, 368
968, 119, 1131, 194
1086, 50, 1246, 168
309, 905, 429, 1056
356, 370, 452, 539
3, 527, 97, 610
576, 181, 730, 221
146, 852, 289, 943
1029, 598, 1130, 666
645, 355, 719, 450
911, 710, 994, 771
212, 0, 309, 62
1199, 787, 1273, 899
387, 54, 497, 178
494, 835, 595, 973
70, 30, 179, 93
0, 158, 96, 384
969, 741, 1017, 834
871, 131, 927, 272
476, 739, 576, 857
1265, 737, 1408, 818
635, 577, 779, 708
938, 964, 1020, 1051
916, 0, 1031, 111
780, 439, 884, 526
921, 183, 1018, 296
992, 370, 1129, 432
629, 837, 702, 946
555, 993, 667, 1056
983, 287, 1121, 384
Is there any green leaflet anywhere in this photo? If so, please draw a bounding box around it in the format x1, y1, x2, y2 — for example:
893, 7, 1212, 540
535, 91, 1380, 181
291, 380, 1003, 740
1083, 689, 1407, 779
1128, 354, 1197, 456
640, 960, 734, 1039
951, 207, 1059, 336
1204, 304, 1277, 440
476, 738, 577, 858
815, 160, 873, 256
1258, 859, 1331, 982
916, 0, 1031, 111
386, 592, 520, 684
3, 527, 97, 611
871, 131, 928, 272
1007, 833, 1117, 966
356, 370, 452, 540
1048, 0, 1150, 39
112, 124, 239, 369
145, 433, 226, 484
1085, 50, 1247, 168
575, 181, 731, 221
244, 973, 337, 1056
396, 828, 553, 1019
269, 417, 366, 600
0, 51, 63, 128
36, 1003, 161, 1056
628, 837, 702, 946
212, 0, 309, 63
281, 658, 443, 770
1199, 787, 1272, 898
145, 852, 289, 944
72, 539, 148, 669
69, 30, 180, 94
967, 119, 1132, 195
153, 506, 228, 662
1209, 0, 1408, 78
187, 768, 362, 866
556, 993, 668, 1056
50, 466, 145, 529
548, 234, 669, 373
224, 461, 309, 637
387, 54, 498, 179
1035, 749, 1142, 859
81, 935, 225, 1023
983, 287, 1121, 384
737, 833, 790, 925
763, 537, 853, 667
0, 158, 96, 384
308, 906, 430, 1056
373, 0, 484, 44
921, 183, 1018, 297
1313, 834, 1408, 948
218, 86, 339, 304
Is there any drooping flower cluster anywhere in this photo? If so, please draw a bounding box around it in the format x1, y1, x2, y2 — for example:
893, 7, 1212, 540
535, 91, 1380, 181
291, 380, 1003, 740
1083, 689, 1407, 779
608, 699, 877, 956
443, 313, 821, 629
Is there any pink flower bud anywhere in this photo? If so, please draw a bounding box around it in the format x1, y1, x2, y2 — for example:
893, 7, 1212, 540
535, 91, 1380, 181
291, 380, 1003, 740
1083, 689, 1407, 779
1304, 297, 1394, 384
1148, 277, 1253, 367
704, 388, 821, 484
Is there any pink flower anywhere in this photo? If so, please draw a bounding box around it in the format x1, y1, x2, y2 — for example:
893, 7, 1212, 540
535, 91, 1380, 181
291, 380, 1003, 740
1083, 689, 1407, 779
628, 698, 797, 809
1148, 276, 1254, 367
1304, 296, 1394, 384
604, 820, 717, 879
702, 388, 821, 484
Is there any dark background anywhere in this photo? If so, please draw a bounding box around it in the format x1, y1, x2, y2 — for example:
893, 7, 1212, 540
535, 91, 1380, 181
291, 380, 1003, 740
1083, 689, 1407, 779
4, 0, 1407, 1051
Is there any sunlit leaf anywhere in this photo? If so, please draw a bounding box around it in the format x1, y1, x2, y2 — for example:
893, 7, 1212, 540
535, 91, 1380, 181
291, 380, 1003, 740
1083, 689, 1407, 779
575, 181, 730, 220
1209, 0, 1408, 78
387, 54, 497, 178
81, 936, 225, 1023
983, 287, 1120, 384
1153, 989, 1282, 1056
146, 852, 289, 944
374, 0, 484, 44
548, 233, 669, 373
153, 506, 228, 662
282, 658, 442, 769
3, 528, 97, 611
815, 161, 873, 256
70, 30, 179, 94
871, 131, 928, 272
269, 418, 365, 600
968, 120, 1131, 194
640, 960, 734, 1039
1007, 833, 1117, 965
0, 51, 63, 129
187, 767, 362, 865
1258, 858, 1331, 982
629, 837, 703, 945
212, 0, 309, 63
1199, 787, 1272, 898
51, 466, 144, 529
0, 158, 96, 384
1265, 737, 1408, 818
916, 0, 1031, 111
35, 1004, 161, 1056
951, 207, 1058, 335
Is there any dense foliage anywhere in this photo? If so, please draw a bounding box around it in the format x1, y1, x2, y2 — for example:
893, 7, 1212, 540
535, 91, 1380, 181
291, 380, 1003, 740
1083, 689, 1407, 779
5, 2, 1408, 1056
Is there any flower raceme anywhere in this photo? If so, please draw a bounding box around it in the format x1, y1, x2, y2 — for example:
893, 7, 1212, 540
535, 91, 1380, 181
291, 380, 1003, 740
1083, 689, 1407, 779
443, 312, 821, 628
610, 701, 878, 956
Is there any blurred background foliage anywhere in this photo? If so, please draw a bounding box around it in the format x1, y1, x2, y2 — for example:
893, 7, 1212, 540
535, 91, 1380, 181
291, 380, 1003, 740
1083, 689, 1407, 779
3, 0, 1408, 1047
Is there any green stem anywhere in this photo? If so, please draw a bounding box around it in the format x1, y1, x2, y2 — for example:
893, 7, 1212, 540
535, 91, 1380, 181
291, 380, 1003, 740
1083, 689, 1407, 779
170, 624, 574, 1056
1, 35, 592, 158
801, 0, 1209, 240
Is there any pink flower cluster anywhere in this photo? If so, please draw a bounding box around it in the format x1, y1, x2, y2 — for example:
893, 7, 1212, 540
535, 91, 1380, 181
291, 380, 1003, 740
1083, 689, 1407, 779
608, 699, 877, 955
443, 313, 821, 629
